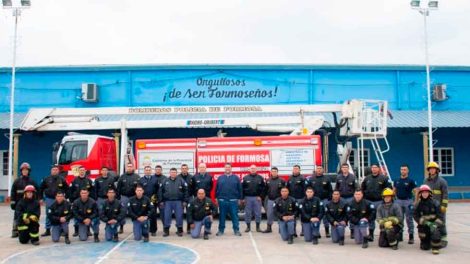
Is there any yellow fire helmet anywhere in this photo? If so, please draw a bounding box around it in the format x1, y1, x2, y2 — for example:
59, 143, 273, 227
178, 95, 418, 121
427, 161, 440, 170
382, 188, 394, 197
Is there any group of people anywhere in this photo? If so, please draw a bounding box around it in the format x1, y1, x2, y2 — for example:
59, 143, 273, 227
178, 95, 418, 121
10, 160, 448, 255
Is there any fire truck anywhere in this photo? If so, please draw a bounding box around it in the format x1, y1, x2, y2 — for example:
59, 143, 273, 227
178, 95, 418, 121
21, 99, 390, 185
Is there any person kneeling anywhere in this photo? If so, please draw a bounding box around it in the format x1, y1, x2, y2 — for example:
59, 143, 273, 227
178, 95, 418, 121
100, 187, 126, 242
274, 187, 298, 244
188, 189, 216, 240
299, 187, 324, 245
72, 188, 100, 242
48, 191, 72, 244
377, 188, 403, 250
15, 185, 41, 246
414, 184, 445, 255
128, 184, 154, 242
325, 190, 348, 246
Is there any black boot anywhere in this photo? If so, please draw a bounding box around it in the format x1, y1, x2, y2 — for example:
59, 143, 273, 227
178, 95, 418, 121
119, 224, 124, 234
113, 234, 119, 242
87, 226, 92, 237
256, 223, 261, 232
408, 234, 414, 244
245, 223, 251, 233
312, 237, 318, 245
41, 228, 51, 237
288, 235, 294, 244
163, 228, 170, 237
72, 225, 79, 237
339, 238, 345, 246
350, 230, 355, 239
362, 238, 368, 248
11, 230, 18, 238
65, 234, 71, 244
325, 226, 331, 238
368, 229, 374, 242
262, 224, 272, 233
31, 240, 40, 246
203, 232, 209, 240
187, 223, 191, 235
143, 235, 149, 242
94, 234, 100, 243
177, 227, 183, 237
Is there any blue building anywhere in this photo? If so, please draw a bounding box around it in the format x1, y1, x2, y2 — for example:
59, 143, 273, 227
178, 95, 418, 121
1, 64, 469, 197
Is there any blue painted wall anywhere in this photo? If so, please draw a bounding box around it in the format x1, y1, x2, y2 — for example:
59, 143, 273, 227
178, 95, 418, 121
1, 65, 470, 112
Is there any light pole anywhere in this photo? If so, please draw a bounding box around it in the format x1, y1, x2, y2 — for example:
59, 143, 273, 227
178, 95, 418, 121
2, 0, 31, 197
410, 0, 438, 163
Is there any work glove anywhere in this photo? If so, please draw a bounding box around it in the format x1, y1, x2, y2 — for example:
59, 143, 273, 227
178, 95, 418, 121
389, 216, 399, 225
10, 201, 16, 210
419, 217, 426, 225
23, 218, 30, 225
151, 194, 157, 204
434, 218, 444, 226
384, 221, 393, 229
440, 206, 447, 214
29, 215, 39, 222
378, 219, 386, 226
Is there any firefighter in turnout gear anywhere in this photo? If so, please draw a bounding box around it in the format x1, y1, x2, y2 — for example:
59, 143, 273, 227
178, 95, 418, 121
376, 188, 403, 250
361, 163, 392, 241
39, 165, 68, 237
242, 164, 266, 233
348, 190, 376, 248
274, 187, 298, 244
299, 187, 324, 245
128, 184, 155, 242
10, 162, 39, 238
100, 187, 126, 242
306, 165, 333, 238
263, 167, 285, 233
15, 185, 41, 245
423, 161, 449, 248
187, 189, 216, 240
72, 188, 100, 242
414, 184, 445, 255
48, 191, 72, 244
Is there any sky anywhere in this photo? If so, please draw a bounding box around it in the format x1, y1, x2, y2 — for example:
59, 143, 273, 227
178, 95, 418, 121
0, 0, 469, 67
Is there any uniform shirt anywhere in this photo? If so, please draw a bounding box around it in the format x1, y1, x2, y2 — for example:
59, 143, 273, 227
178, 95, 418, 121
116, 172, 140, 197
215, 174, 242, 200
40, 174, 68, 200
413, 197, 443, 224
158, 177, 188, 202
307, 174, 333, 200
99, 199, 126, 223
178, 173, 194, 196
242, 173, 266, 198
191, 172, 213, 197
274, 196, 298, 219
286, 174, 306, 199
348, 198, 375, 225
139, 175, 159, 200
361, 174, 391, 202
424, 175, 449, 208
376, 201, 403, 225
14, 197, 41, 221
393, 176, 417, 200
325, 199, 349, 224
11, 176, 39, 205
48, 200, 72, 225
299, 196, 324, 223
335, 173, 357, 198
72, 198, 99, 222
127, 195, 154, 221
94, 175, 116, 199
69, 176, 95, 201
264, 177, 286, 200
187, 197, 216, 224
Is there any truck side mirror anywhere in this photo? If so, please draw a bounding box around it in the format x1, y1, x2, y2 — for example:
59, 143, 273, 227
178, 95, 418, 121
52, 142, 59, 164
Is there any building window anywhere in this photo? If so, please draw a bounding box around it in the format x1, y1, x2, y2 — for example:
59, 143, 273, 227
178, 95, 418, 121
349, 149, 370, 169
433, 148, 454, 176
1, 151, 8, 176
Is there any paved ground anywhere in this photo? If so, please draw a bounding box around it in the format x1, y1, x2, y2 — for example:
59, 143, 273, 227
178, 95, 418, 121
0, 203, 469, 264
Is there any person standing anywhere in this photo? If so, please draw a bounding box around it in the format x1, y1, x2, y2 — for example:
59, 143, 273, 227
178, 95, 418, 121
423, 162, 449, 248
69, 166, 95, 237
159, 168, 188, 237
242, 164, 266, 233
215, 163, 242, 236
39, 165, 68, 237
116, 163, 140, 234
393, 164, 418, 244
286, 165, 307, 236
10, 162, 39, 238
262, 167, 285, 233
140, 165, 159, 236
191, 163, 213, 199
178, 164, 194, 234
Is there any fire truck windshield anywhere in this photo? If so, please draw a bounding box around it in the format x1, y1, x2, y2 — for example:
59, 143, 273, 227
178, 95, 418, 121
58, 140, 88, 164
